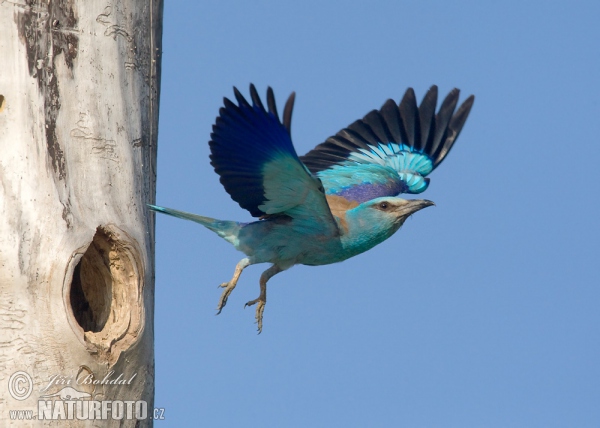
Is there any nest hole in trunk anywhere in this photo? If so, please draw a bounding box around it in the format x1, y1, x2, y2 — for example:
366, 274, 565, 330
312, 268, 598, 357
67, 225, 144, 363
70, 232, 114, 333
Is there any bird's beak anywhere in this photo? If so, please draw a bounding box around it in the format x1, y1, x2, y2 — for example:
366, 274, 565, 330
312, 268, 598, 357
394, 199, 435, 217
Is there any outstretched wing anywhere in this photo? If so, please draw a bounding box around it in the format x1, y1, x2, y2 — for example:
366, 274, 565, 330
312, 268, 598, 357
300, 86, 475, 203
209, 85, 339, 235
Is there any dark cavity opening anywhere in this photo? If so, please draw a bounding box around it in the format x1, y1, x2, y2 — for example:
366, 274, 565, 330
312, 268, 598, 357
70, 232, 113, 332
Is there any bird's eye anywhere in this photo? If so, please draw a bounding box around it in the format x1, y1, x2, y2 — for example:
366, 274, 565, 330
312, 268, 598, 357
378, 202, 389, 210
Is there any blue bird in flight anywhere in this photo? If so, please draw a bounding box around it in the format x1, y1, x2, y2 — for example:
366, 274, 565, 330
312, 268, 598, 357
150, 84, 474, 332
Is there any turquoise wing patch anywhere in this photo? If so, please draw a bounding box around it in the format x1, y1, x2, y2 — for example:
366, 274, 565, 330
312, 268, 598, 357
300, 86, 474, 203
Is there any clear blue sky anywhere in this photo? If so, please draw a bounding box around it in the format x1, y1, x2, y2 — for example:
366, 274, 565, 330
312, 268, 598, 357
154, 1, 600, 426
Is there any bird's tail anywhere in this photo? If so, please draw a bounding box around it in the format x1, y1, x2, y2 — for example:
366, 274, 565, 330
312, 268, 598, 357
148, 204, 242, 246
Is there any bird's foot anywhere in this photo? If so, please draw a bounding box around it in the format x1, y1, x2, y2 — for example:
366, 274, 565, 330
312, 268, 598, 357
245, 297, 266, 334
216, 281, 236, 314
215, 258, 251, 315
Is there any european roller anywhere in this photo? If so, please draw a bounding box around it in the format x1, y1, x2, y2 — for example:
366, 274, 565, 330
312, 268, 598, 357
150, 84, 474, 332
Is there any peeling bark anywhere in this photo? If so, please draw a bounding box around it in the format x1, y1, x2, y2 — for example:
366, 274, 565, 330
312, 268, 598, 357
16, 0, 79, 181
0, 1, 162, 426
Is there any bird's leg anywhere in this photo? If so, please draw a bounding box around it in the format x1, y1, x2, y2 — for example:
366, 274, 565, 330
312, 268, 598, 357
244, 264, 283, 333
216, 258, 251, 314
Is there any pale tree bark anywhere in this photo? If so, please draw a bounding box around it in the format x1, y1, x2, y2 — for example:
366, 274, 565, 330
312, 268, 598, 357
0, 0, 162, 426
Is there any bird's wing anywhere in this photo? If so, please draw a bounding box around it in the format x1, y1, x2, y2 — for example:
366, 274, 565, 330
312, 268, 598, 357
300, 86, 475, 203
209, 85, 339, 236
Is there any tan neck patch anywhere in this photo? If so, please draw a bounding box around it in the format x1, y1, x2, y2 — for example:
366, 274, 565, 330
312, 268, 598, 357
326, 195, 359, 233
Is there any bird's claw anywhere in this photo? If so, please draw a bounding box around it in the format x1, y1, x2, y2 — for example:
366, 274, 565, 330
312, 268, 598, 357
245, 298, 265, 334
216, 281, 235, 315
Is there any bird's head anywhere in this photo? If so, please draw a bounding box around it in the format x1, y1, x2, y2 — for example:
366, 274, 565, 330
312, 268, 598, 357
366, 196, 433, 224
346, 197, 435, 238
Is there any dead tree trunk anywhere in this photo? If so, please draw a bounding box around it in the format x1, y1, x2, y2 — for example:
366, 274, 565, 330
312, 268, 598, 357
0, 1, 162, 426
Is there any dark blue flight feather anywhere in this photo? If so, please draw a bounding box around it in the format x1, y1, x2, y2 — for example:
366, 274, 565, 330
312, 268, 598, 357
210, 85, 335, 227
209, 85, 301, 217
